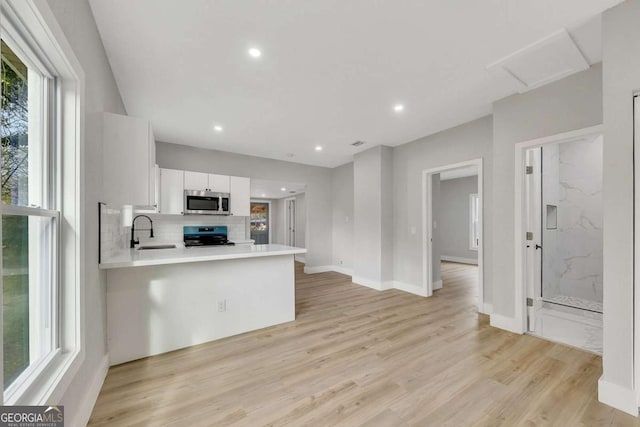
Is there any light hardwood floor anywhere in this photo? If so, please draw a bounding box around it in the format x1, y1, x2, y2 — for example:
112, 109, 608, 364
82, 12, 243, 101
88, 261, 638, 426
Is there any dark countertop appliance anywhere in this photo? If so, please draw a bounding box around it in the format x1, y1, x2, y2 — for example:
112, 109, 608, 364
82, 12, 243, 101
183, 226, 235, 247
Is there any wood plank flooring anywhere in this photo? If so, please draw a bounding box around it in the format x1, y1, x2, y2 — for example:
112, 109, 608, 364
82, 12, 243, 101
88, 261, 639, 426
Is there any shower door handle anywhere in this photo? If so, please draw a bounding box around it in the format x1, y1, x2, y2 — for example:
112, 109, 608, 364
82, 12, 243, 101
535, 244, 542, 250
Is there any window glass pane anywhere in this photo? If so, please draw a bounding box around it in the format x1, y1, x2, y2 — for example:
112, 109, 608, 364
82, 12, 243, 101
1, 41, 30, 206
2, 214, 54, 389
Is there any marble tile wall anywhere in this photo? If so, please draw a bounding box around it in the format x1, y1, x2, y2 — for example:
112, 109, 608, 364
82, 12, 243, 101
542, 135, 603, 306
99, 204, 129, 261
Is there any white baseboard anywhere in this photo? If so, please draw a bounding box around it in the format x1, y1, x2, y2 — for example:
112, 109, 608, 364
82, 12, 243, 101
433, 279, 443, 290
489, 314, 523, 334
331, 265, 353, 276
480, 303, 493, 315
303, 265, 333, 274
68, 354, 109, 427
598, 377, 638, 416
295, 255, 306, 264
393, 281, 428, 297
352, 275, 392, 291
441, 255, 478, 265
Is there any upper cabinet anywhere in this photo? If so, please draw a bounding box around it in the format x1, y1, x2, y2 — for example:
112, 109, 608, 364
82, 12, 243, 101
99, 112, 157, 208
184, 171, 208, 190
208, 174, 230, 193
230, 176, 250, 216
159, 168, 184, 215
184, 172, 230, 193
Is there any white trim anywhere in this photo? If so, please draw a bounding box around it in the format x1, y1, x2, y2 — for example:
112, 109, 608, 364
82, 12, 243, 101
441, 255, 478, 265
284, 197, 296, 247
393, 281, 429, 297
67, 354, 109, 427
432, 279, 443, 290
598, 377, 638, 416
303, 265, 333, 274
481, 303, 493, 315
330, 265, 352, 276
352, 276, 393, 291
294, 255, 306, 264
1, 0, 86, 406
489, 314, 522, 334
513, 125, 603, 337
422, 158, 484, 313
469, 193, 480, 250
635, 94, 640, 409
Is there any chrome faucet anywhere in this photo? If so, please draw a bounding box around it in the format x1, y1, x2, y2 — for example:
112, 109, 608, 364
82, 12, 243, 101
130, 215, 154, 248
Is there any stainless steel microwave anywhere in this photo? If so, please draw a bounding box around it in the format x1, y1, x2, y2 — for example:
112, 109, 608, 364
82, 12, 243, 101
184, 190, 230, 215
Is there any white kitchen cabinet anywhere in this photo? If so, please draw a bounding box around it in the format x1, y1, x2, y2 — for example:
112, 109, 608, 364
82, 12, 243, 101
184, 171, 208, 190
208, 174, 230, 193
159, 168, 184, 214
100, 112, 157, 208
230, 176, 250, 216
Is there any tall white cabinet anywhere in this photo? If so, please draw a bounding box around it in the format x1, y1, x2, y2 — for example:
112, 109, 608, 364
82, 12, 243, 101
99, 112, 157, 208
159, 168, 184, 214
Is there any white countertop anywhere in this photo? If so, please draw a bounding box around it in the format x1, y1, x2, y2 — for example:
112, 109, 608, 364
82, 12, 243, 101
99, 243, 306, 269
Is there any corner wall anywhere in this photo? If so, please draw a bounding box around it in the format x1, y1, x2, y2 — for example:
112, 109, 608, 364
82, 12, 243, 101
331, 163, 354, 271
599, 0, 640, 414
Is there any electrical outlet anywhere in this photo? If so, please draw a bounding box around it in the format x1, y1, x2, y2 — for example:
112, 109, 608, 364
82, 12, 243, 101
217, 300, 227, 312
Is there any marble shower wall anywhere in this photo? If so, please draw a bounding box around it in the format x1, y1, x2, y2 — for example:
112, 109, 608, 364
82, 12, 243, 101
542, 136, 603, 305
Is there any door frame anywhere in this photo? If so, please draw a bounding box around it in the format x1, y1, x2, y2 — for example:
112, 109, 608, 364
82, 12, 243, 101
284, 197, 296, 247
513, 124, 603, 334
422, 158, 484, 312
250, 199, 271, 244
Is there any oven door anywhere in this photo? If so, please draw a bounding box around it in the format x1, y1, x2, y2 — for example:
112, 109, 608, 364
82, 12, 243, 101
184, 192, 220, 214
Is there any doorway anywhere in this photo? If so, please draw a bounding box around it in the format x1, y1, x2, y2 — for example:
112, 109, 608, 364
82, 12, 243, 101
518, 129, 603, 353
422, 159, 484, 312
250, 202, 270, 244
285, 198, 296, 247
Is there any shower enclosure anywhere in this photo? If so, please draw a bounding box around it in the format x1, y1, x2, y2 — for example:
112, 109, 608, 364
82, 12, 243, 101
540, 136, 603, 313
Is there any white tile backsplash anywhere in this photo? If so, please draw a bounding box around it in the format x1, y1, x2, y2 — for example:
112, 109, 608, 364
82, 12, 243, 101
100, 204, 129, 260
135, 214, 247, 245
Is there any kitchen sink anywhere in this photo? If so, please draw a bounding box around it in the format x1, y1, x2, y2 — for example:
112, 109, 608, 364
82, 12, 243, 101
137, 244, 177, 251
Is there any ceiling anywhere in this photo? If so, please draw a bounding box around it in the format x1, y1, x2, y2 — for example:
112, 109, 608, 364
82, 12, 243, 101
250, 179, 306, 200
89, 0, 621, 168
440, 166, 478, 181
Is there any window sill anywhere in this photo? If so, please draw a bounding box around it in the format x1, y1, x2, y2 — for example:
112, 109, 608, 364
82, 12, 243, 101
5, 347, 83, 405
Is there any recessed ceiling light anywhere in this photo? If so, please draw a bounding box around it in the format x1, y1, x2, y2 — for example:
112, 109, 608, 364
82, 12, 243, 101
261, 193, 266, 197
281, 187, 286, 191
248, 47, 262, 58
393, 104, 405, 113
214, 125, 223, 132
315, 145, 323, 152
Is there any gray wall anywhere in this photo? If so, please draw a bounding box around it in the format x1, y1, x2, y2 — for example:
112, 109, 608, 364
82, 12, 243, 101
156, 142, 329, 265
294, 193, 306, 249
331, 163, 354, 270
439, 176, 479, 261
45, 0, 127, 424
392, 116, 493, 302
491, 63, 602, 318
601, 0, 640, 395
353, 146, 394, 284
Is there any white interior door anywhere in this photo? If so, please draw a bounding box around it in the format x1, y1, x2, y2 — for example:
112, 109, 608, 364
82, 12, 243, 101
525, 147, 543, 332
285, 198, 296, 246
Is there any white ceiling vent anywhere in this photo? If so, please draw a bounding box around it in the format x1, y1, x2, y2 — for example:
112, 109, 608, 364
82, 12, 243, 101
486, 29, 589, 93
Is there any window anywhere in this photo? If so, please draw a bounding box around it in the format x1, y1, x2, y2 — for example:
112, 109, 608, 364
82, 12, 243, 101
2, 37, 58, 397
469, 193, 480, 250
1, 0, 84, 406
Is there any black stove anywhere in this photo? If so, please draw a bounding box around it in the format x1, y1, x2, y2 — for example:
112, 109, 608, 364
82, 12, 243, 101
183, 226, 235, 247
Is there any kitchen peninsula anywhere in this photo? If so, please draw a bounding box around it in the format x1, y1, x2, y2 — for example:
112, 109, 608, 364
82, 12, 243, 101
100, 244, 306, 365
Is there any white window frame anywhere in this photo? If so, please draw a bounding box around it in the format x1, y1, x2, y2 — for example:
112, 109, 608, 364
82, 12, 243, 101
469, 193, 480, 251
0, 0, 85, 406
